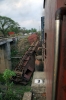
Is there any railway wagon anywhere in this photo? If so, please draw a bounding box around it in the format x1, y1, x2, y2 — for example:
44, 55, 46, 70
43, 0, 66, 100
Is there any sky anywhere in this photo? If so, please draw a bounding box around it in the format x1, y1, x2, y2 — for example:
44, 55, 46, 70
0, 0, 44, 30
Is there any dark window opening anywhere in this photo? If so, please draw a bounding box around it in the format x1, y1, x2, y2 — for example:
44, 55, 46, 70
45, 32, 47, 40
25, 69, 32, 76
45, 49, 46, 58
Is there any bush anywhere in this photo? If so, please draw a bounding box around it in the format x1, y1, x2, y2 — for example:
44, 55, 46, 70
1, 69, 21, 100
3, 89, 20, 100
0, 74, 5, 84
3, 69, 16, 90
0, 93, 2, 100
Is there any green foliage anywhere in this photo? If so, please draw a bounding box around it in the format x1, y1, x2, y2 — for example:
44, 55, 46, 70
1, 69, 20, 100
3, 69, 16, 91
3, 89, 20, 100
11, 37, 30, 69
0, 72, 32, 100
0, 88, 21, 100
11, 59, 20, 70
30, 28, 37, 32
0, 16, 20, 36
3, 69, 16, 82
20, 27, 37, 34
0, 74, 5, 84
12, 84, 31, 97
0, 93, 2, 100
0, 69, 32, 100
11, 47, 18, 56
9, 26, 20, 34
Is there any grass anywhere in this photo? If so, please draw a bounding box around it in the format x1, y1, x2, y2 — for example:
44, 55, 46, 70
12, 84, 31, 96
11, 76, 32, 96
0, 81, 31, 100
0, 74, 32, 100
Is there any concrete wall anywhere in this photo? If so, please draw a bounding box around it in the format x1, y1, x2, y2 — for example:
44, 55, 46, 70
0, 42, 11, 73
31, 72, 46, 100
22, 92, 32, 100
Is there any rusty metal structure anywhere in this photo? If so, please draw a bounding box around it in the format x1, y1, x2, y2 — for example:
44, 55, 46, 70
12, 41, 39, 85
43, 0, 66, 100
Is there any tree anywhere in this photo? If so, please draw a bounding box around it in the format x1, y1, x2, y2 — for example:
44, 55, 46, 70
20, 27, 37, 35
0, 16, 20, 36
9, 26, 20, 34
31, 28, 37, 32
20, 27, 27, 35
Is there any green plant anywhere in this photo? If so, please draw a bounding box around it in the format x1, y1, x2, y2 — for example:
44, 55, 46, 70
3, 69, 16, 90
0, 16, 20, 36
2, 69, 21, 100
11, 59, 20, 70
0, 74, 5, 84
0, 93, 2, 100
4, 89, 20, 100
11, 47, 18, 56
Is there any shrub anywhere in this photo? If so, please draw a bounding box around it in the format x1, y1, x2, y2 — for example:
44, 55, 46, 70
3, 69, 16, 90
0, 74, 5, 84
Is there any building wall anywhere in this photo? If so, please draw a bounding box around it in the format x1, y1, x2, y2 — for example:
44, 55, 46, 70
44, 0, 66, 100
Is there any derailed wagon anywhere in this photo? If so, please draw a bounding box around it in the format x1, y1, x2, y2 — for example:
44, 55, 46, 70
12, 41, 39, 85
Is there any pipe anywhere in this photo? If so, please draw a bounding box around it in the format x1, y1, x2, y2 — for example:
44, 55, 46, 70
52, 7, 66, 100
52, 20, 62, 100
55, 7, 66, 20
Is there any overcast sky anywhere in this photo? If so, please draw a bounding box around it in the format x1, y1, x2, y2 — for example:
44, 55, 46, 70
0, 0, 44, 30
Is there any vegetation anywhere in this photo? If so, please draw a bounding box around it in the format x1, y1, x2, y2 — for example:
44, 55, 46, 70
0, 14, 40, 100
0, 69, 32, 100
20, 27, 37, 35
0, 69, 21, 100
0, 74, 5, 84
3, 69, 16, 90
0, 16, 20, 36
0, 15, 38, 37
11, 36, 30, 69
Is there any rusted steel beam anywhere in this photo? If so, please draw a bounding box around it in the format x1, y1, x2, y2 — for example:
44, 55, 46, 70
12, 41, 40, 84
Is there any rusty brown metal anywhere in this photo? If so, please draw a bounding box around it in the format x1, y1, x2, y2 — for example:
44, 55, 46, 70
12, 41, 39, 84
44, 0, 66, 100
28, 33, 39, 44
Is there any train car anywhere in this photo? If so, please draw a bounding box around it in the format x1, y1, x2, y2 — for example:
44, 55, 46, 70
43, 0, 66, 100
